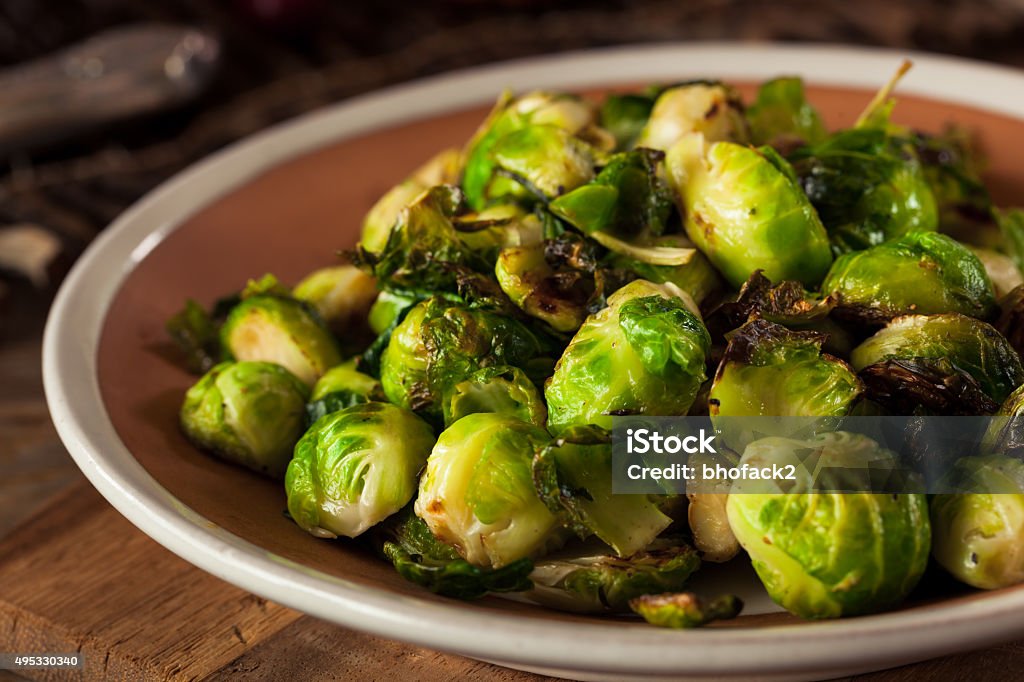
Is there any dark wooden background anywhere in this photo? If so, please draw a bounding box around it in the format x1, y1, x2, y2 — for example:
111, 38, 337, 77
4, 1, 1024, 679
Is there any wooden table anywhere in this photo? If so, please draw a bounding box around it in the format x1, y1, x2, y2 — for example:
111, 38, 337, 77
3, 289, 1024, 681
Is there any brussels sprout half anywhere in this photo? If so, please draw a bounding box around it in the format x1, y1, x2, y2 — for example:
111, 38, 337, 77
181, 361, 310, 478
851, 314, 1024, 406
292, 264, 378, 348
666, 134, 833, 288
709, 319, 863, 419
360, 185, 492, 295
415, 413, 563, 568
931, 455, 1024, 589
545, 280, 711, 434
461, 91, 607, 209
380, 296, 553, 420
220, 294, 341, 387
286, 402, 435, 539
361, 148, 462, 255
823, 231, 996, 324
487, 125, 597, 202
495, 241, 595, 333
727, 432, 931, 619
635, 82, 748, 151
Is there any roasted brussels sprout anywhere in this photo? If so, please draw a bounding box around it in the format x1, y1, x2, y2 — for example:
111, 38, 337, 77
858, 356, 1002, 416
292, 264, 378, 345
822, 231, 996, 323
630, 592, 743, 629
703, 270, 836, 339
790, 127, 938, 254
495, 230, 642, 333
415, 413, 562, 568
220, 289, 342, 387
727, 432, 931, 618
533, 425, 672, 556
380, 296, 553, 420
286, 402, 435, 538
443, 365, 546, 428
851, 314, 1024, 406
361, 148, 462, 255
181, 361, 309, 477
545, 280, 711, 433
666, 134, 833, 288
636, 82, 748, 151
487, 125, 597, 201
305, 359, 385, 424
375, 507, 533, 599
709, 319, 862, 419
931, 455, 1024, 589
549, 149, 672, 238
525, 540, 701, 613
462, 91, 607, 209
495, 241, 593, 332
359, 185, 491, 295
746, 77, 826, 148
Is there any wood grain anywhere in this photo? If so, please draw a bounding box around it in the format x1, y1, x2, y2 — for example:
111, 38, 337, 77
0, 482, 550, 682
0, 483, 300, 681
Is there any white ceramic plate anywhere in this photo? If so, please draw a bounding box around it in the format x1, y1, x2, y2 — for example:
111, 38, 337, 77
44, 44, 1024, 681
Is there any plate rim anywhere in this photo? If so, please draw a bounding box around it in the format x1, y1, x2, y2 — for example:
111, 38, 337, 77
42, 42, 1024, 677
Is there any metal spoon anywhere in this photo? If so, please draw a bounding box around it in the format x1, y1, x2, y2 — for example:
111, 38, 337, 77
0, 24, 221, 156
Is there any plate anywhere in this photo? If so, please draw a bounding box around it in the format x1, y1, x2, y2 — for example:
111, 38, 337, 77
43, 44, 1024, 681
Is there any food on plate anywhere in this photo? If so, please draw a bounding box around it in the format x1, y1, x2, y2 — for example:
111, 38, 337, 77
930, 455, 1024, 589
167, 63, 1024, 626
727, 432, 930, 618
286, 401, 435, 538
180, 360, 309, 477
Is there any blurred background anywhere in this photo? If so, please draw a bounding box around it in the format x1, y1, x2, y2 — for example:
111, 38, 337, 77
3, 0, 1024, 549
